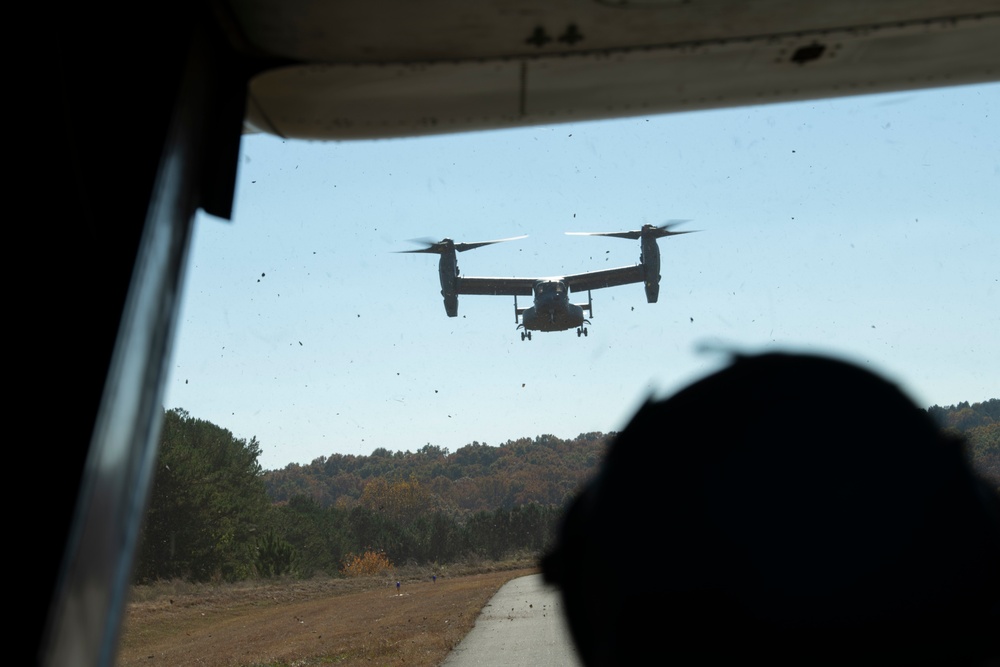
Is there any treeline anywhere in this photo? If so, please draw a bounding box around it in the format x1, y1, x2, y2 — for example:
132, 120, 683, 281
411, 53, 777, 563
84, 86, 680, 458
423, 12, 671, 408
264, 433, 610, 512
135, 400, 996, 584
927, 398, 999, 487
134, 409, 611, 583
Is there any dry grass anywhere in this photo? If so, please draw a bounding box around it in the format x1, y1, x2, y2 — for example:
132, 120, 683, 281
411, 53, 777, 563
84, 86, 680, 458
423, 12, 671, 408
115, 559, 540, 667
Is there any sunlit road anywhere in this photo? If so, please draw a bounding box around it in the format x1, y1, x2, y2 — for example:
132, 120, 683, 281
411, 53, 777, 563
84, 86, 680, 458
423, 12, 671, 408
440, 574, 583, 666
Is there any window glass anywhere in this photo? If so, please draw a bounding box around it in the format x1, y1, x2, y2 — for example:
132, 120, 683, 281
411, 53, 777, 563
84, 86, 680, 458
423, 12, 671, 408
165, 82, 998, 471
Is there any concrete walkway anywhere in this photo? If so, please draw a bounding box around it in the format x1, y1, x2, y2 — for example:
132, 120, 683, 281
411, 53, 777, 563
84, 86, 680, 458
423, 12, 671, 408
440, 574, 583, 666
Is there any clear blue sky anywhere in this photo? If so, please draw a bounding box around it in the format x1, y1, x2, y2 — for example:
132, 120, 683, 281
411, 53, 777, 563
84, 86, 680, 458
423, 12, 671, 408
164, 82, 999, 471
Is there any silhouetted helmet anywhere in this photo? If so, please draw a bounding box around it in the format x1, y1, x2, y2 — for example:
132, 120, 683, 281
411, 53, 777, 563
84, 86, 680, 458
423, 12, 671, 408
543, 352, 1000, 666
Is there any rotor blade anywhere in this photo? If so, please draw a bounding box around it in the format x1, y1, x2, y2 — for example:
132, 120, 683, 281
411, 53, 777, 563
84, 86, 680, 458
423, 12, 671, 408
566, 220, 697, 239
565, 230, 642, 240
454, 235, 527, 252
648, 220, 698, 238
396, 246, 443, 254
394, 236, 446, 254
651, 229, 699, 238
396, 235, 527, 254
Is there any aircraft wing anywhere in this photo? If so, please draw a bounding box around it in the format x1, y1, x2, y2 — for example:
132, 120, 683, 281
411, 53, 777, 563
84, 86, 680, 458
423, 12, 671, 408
564, 265, 645, 293
457, 276, 536, 296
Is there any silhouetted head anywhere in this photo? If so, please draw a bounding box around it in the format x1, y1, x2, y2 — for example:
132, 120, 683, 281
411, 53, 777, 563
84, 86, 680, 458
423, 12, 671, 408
542, 352, 1000, 666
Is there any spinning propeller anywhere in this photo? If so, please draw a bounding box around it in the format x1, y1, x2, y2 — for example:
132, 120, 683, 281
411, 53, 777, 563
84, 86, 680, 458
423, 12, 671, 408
398, 235, 527, 318
566, 220, 697, 304
398, 235, 527, 254
565, 220, 697, 240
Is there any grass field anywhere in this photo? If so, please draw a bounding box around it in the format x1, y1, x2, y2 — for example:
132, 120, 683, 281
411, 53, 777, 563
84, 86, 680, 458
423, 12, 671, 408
116, 560, 540, 667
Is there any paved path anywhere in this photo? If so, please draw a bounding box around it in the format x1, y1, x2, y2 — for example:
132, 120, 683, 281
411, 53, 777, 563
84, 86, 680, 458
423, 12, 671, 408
441, 574, 583, 666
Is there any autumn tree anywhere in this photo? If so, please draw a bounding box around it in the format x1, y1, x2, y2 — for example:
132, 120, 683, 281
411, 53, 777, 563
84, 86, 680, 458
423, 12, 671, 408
359, 476, 434, 524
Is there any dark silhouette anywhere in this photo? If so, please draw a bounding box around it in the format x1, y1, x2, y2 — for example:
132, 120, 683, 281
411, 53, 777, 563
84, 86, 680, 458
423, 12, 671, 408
542, 352, 1000, 666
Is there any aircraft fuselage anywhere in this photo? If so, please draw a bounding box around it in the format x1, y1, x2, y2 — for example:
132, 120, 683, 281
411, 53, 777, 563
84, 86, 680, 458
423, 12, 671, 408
520, 280, 589, 333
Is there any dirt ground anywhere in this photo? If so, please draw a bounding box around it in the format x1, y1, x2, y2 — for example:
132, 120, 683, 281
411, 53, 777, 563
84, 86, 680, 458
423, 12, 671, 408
116, 566, 539, 667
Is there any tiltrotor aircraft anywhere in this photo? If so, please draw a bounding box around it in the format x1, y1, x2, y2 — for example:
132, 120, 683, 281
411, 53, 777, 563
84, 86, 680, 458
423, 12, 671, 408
401, 222, 696, 340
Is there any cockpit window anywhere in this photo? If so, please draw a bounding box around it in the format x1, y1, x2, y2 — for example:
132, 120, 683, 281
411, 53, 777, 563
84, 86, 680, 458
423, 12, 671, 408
167, 82, 998, 469
535, 282, 565, 296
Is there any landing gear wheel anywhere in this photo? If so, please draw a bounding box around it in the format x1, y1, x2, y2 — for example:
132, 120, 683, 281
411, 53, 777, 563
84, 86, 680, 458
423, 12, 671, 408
577, 326, 589, 337
520, 331, 532, 341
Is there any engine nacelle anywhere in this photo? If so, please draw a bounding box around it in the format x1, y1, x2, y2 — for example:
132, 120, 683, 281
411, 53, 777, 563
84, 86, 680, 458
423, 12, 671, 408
438, 249, 459, 317
640, 233, 661, 303
644, 280, 659, 304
